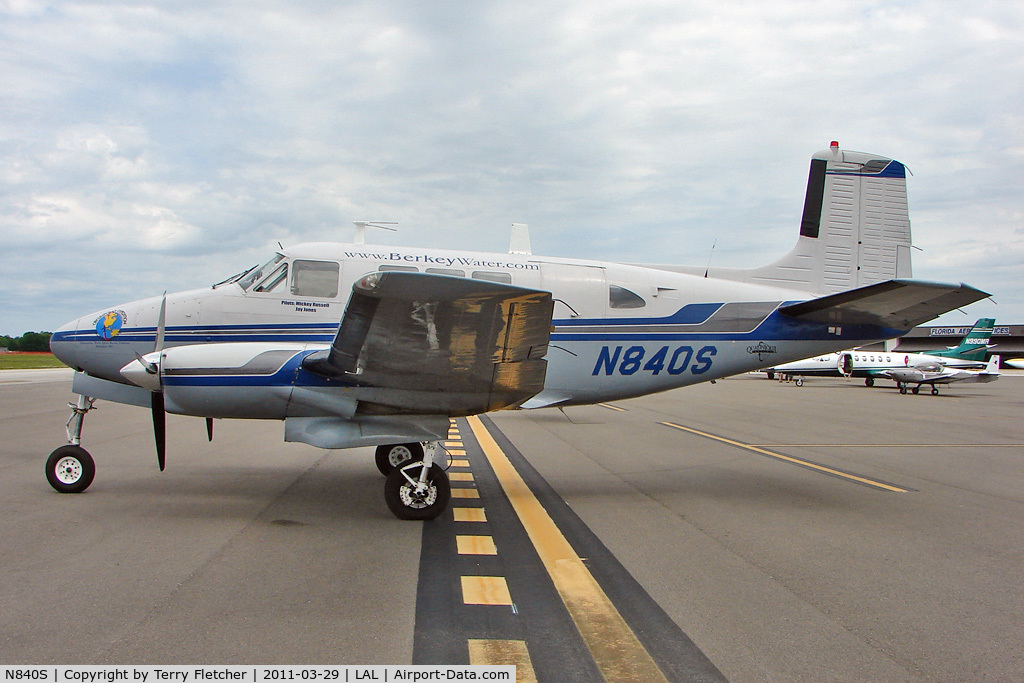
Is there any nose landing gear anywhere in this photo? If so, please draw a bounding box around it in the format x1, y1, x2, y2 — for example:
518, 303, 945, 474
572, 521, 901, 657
46, 395, 97, 493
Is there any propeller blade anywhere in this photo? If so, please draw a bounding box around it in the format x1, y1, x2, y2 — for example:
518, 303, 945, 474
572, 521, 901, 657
151, 391, 166, 471
151, 294, 168, 471
155, 292, 167, 352
206, 417, 214, 442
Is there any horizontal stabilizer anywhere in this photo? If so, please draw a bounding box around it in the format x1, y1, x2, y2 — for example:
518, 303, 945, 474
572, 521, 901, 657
304, 271, 554, 414
779, 279, 990, 331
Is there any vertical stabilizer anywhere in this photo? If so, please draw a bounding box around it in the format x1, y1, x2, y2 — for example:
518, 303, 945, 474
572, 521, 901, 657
927, 318, 995, 363
737, 143, 913, 294
956, 318, 995, 350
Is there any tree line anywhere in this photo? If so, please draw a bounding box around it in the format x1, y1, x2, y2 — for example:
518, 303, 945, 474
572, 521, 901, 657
1, 332, 53, 352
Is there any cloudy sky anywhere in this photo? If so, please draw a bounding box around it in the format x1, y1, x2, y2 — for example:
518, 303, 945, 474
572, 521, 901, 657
2, 0, 1022, 335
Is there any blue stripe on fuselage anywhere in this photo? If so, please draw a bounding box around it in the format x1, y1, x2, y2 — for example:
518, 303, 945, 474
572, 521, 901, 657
551, 310, 905, 343
161, 350, 352, 388
553, 302, 722, 327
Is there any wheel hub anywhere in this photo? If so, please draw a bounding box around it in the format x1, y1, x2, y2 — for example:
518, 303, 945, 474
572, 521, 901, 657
389, 446, 413, 467
399, 481, 437, 509
54, 457, 83, 485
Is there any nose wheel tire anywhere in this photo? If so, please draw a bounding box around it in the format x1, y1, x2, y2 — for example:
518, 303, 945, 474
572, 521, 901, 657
384, 463, 450, 520
375, 442, 424, 475
45, 445, 96, 493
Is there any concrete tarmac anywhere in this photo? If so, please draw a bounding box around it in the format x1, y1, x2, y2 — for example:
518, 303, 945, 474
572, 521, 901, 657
2, 371, 1022, 681
490, 374, 1024, 682
0, 373, 420, 663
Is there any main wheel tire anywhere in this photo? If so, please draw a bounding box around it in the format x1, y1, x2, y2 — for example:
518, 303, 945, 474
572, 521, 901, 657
865, 377, 874, 387
931, 386, 939, 395
795, 377, 803, 387
375, 442, 424, 476
45, 445, 95, 493
384, 464, 450, 520
912, 386, 920, 395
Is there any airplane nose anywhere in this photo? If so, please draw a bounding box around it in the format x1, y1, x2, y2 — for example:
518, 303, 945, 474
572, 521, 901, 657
50, 316, 84, 370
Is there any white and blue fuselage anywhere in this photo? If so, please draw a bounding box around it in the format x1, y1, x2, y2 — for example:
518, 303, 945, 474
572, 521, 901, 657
51, 240, 903, 419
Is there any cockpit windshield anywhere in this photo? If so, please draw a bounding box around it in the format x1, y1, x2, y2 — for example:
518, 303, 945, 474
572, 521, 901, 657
238, 254, 285, 291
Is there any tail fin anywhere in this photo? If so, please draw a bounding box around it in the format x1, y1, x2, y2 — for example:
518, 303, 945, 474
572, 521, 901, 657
737, 143, 913, 294
927, 318, 995, 362
954, 318, 995, 351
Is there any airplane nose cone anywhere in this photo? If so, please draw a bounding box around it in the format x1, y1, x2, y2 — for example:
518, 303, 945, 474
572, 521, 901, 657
50, 316, 84, 369
120, 353, 162, 392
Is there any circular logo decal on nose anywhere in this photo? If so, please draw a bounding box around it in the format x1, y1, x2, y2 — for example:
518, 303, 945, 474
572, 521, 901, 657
96, 310, 126, 339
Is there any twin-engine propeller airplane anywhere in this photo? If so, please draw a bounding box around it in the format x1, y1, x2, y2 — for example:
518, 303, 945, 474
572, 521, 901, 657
48, 143, 988, 520
883, 355, 1001, 395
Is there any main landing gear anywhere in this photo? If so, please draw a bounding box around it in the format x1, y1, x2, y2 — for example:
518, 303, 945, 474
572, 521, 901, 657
379, 441, 450, 520
897, 383, 940, 396
45, 395, 97, 493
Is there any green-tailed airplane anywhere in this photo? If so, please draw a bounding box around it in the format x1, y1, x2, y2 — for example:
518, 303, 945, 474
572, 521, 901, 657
767, 318, 995, 386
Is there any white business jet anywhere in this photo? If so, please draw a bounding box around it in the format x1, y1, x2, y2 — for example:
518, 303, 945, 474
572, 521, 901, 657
48, 143, 987, 519
766, 317, 996, 386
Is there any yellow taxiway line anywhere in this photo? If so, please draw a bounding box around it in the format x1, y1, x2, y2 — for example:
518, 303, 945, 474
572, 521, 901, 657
660, 421, 910, 493
467, 415, 670, 683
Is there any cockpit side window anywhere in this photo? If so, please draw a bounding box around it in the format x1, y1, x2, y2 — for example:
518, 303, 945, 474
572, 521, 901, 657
239, 254, 284, 291
254, 263, 288, 293
609, 285, 646, 309
291, 260, 340, 298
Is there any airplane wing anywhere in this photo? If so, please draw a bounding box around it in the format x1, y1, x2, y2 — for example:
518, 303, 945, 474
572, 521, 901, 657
302, 271, 554, 415
778, 279, 989, 330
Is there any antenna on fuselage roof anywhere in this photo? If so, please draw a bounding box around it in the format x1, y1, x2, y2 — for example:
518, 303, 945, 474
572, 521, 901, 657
353, 221, 398, 244
509, 223, 532, 255
703, 238, 717, 278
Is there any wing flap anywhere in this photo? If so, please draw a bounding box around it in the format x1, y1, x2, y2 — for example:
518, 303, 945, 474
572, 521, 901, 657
305, 272, 554, 414
778, 279, 989, 330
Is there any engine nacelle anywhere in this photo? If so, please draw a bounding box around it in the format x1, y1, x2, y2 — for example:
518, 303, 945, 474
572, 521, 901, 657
122, 342, 328, 419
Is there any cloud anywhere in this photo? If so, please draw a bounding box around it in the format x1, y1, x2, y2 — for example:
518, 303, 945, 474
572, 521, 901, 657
1, 1, 1022, 333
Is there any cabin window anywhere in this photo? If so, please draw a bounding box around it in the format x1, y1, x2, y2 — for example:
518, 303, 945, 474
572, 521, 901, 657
291, 260, 340, 298
426, 268, 466, 277
472, 271, 512, 284
378, 265, 419, 272
609, 285, 646, 309
254, 263, 288, 293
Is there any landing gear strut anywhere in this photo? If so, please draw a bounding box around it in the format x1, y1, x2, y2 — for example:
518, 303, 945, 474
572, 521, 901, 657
383, 441, 450, 520
46, 395, 97, 493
